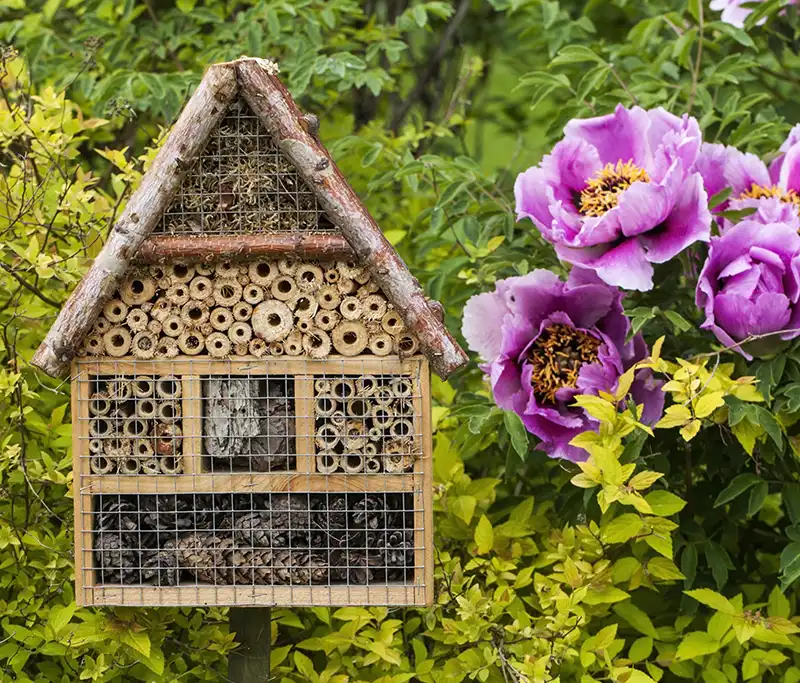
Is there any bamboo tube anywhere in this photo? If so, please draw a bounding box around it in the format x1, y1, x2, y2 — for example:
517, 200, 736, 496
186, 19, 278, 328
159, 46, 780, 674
151, 298, 172, 322
343, 454, 365, 474
278, 258, 297, 275
213, 278, 243, 307
177, 330, 205, 355
233, 342, 249, 356
243, 284, 265, 305
123, 417, 149, 438
107, 379, 132, 401
89, 392, 111, 416
315, 394, 339, 418
156, 337, 179, 358
126, 308, 149, 332
369, 333, 392, 356
314, 379, 332, 394
204, 295, 217, 309
315, 424, 340, 450
168, 262, 195, 284
323, 267, 339, 284
134, 439, 154, 458
216, 261, 239, 279
340, 296, 363, 321
83, 334, 104, 356
132, 331, 158, 359
232, 302, 253, 322
284, 331, 303, 356
267, 341, 284, 356
147, 319, 163, 335
189, 275, 213, 300
157, 401, 181, 423
149, 264, 166, 280
383, 453, 413, 474
356, 375, 378, 397
368, 426, 382, 442
364, 455, 381, 473
195, 262, 214, 276
395, 333, 420, 355
314, 308, 340, 331
104, 438, 132, 460
390, 419, 414, 439
94, 317, 111, 333
119, 457, 141, 475
210, 307, 234, 331
290, 293, 319, 320
332, 321, 368, 356
155, 422, 182, 455
381, 310, 405, 336
103, 299, 128, 323
158, 277, 172, 291
199, 321, 214, 337
249, 338, 268, 357
390, 377, 414, 398
103, 327, 132, 357
302, 328, 331, 358
347, 397, 370, 419
90, 455, 116, 475
206, 332, 232, 358
316, 285, 341, 310
330, 410, 346, 427
89, 438, 104, 454
159, 455, 184, 475
141, 301, 153, 312
120, 274, 157, 306
135, 397, 157, 420
363, 442, 378, 457
370, 405, 394, 429
180, 300, 209, 327
374, 386, 394, 407
166, 283, 190, 306
344, 420, 367, 450
296, 319, 311, 333
271, 275, 297, 301
361, 279, 381, 295
228, 321, 253, 344
155, 376, 182, 400
139, 457, 160, 475
252, 300, 293, 342
331, 379, 356, 400
337, 277, 357, 295
316, 453, 340, 474
361, 294, 387, 321
394, 398, 414, 418
337, 260, 364, 280
248, 261, 278, 286
295, 264, 324, 291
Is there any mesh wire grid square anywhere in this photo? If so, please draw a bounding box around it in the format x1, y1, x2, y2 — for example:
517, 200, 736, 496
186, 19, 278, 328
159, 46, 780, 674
74, 356, 430, 606
154, 98, 336, 236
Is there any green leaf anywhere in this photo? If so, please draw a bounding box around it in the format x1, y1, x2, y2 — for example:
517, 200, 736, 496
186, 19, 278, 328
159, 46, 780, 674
705, 542, 733, 591
708, 187, 732, 209
676, 632, 721, 661
685, 589, 735, 614
747, 480, 769, 517
714, 474, 762, 507
629, 636, 654, 663
648, 557, 685, 581
682, 544, 698, 588
503, 411, 529, 460
755, 406, 783, 449
787, 485, 800, 525
780, 542, 800, 592
550, 45, 605, 66
602, 514, 643, 544
451, 496, 477, 525
614, 602, 658, 638
294, 651, 319, 683
645, 490, 686, 516
474, 515, 494, 555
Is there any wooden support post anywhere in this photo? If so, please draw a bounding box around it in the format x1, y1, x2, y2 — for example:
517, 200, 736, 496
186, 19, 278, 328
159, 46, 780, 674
228, 607, 272, 682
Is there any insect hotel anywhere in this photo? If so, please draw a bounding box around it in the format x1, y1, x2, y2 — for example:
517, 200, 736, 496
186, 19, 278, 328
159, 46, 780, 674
32, 58, 467, 608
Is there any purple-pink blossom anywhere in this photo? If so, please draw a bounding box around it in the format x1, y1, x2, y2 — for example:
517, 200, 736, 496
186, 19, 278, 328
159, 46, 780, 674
696, 219, 800, 358
462, 268, 663, 462
710, 0, 796, 28
515, 105, 711, 292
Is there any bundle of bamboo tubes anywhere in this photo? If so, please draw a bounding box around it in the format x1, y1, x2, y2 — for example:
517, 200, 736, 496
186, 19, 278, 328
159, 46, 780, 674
87, 376, 184, 475
77, 259, 420, 359
313, 375, 419, 474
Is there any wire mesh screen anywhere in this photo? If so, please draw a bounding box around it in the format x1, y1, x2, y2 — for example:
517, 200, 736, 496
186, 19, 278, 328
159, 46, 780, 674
74, 355, 430, 607
153, 98, 336, 235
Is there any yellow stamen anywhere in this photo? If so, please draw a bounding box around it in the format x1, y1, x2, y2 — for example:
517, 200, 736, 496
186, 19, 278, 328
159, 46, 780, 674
528, 324, 602, 405
579, 161, 650, 217
739, 183, 800, 210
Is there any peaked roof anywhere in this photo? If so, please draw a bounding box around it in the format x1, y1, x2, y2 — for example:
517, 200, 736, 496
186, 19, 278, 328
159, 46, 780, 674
32, 57, 468, 379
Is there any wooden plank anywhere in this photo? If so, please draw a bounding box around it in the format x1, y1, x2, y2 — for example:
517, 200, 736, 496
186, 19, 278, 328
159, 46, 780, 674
419, 357, 434, 607
294, 376, 315, 474
83, 472, 415, 494
73, 362, 94, 607
87, 584, 425, 607
76, 355, 423, 378
181, 375, 203, 475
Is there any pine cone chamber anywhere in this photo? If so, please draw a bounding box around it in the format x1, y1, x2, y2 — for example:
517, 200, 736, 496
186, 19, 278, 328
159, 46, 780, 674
94, 492, 416, 587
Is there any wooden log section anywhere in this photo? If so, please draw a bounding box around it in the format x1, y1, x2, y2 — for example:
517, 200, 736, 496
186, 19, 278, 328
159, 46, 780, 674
137, 234, 356, 264
235, 58, 468, 379
31, 64, 239, 377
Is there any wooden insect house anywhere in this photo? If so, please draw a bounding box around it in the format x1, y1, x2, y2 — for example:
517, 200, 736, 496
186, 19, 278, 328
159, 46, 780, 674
32, 58, 467, 608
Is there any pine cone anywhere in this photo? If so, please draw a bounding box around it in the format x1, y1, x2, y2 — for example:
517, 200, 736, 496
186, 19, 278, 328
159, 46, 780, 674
272, 549, 328, 585
142, 540, 181, 586
351, 494, 386, 530
230, 495, 312, 547
97, 499, 139, 534
369, 529, 414, 569
141, 495, 194, 531
95, 532, 139, 584
330, 549, 379, 584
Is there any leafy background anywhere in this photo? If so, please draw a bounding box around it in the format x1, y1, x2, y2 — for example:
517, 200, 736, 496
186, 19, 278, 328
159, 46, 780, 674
2, 0, 800, 681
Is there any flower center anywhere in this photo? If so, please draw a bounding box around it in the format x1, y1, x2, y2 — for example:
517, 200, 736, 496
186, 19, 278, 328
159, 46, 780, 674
739, 183, 800, 210
528, 324, 602, 405
579, 161, 650, 217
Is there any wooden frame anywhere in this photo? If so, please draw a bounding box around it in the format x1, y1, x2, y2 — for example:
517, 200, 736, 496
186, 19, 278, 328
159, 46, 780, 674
73, 355, 433, 608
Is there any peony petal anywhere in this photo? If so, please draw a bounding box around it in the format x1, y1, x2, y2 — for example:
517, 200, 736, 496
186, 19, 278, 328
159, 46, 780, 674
504, 269, 564, 331
778, 141, 800, 194
616, 179, 674, 237
713, 293, 755, 341
558, 239, 654, 291
694, 142, 733, 208
514, 165, 558, 236
750, 292, 792, 335
461, 288, 510, 360
724, 149, 771, 195
564, 104, 651, 168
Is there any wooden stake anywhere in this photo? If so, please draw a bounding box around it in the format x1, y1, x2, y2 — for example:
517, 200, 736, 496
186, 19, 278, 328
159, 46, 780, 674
228, 607, 271, 683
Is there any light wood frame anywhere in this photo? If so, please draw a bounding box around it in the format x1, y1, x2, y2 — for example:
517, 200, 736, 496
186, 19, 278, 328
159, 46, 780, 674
73, 355, 432, 608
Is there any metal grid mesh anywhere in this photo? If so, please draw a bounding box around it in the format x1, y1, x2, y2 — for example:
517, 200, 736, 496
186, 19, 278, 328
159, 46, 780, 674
74, 356, 428, 606
154, 98, 335, 235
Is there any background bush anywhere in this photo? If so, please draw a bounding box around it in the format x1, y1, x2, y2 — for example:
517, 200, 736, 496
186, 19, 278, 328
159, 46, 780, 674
2, 0, 800, 681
